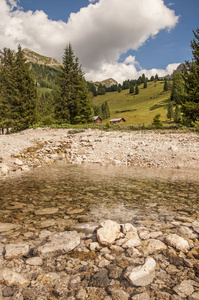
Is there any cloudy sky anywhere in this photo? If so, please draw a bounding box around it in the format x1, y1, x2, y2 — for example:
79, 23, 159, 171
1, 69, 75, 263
0, 0, 198, 83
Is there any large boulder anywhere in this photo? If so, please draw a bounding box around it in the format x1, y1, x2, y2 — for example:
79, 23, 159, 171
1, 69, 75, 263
37, 231, 81, 256
0, 269, 30, 287
5, 243, 30, 259
165, 234, 190, 253
124, 257, 156, 287
97, 220, 121, 245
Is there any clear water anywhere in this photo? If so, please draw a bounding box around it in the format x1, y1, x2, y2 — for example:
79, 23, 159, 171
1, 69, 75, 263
0, 163, 199, 237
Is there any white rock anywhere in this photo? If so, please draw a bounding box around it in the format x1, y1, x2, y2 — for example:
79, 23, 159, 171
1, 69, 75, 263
0, 164, 10, 175
122, 223, 137, 234
111, 289, 130, 300
37, 231, 81, 256
146, 239, 167, 254
192, 221, 199, 234
35, 207, 59, 215
173, 280, 195, 298
165, 234, 190, 253
97, 220, 121, 245
177, 226, 198, 239
189, 292, 199, 300
14, 158, 23, 166
131, 292, 150, 300
1, 269, 30, 287
0, 223, 19, 232
124, 257, 156, 287
89, 242, 101, 251
26, 257, 43, 266
5, 243, 30, 259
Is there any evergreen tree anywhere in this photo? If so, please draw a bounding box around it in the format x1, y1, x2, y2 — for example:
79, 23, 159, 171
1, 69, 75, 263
55, 43, 92, 124
0, 45, 37, 130
0, 48, 18, 130
101, 101, 110, 120
174, 105, 181, 123
14, 45, 37, 129
129, 85, 135, 94
167, 102, 174, 120
152, 114, 163, 127
170, 72, 184, 104
181, 28, 199, 124
135, 85, 139, 95
93, 105, 102, 118
163, 79, 168, 91
143, 81, 147, 89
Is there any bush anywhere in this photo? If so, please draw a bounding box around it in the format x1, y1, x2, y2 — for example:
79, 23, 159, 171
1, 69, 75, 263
152, 114, 163, 127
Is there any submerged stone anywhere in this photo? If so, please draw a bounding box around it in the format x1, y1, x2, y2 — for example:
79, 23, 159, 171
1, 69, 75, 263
165, 234, 190, 253
97, 220, 121, 245
124, 257, 156, 287
37, 231, 81, 256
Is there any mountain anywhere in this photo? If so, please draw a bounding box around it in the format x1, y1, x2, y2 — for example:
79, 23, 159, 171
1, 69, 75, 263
97, 78, 118, 88
23, 48, 62, 69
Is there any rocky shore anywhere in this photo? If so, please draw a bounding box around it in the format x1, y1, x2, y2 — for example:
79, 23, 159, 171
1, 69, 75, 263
0, 127, 199, 177
0, 217, 199, 299
0, 128, 199, 299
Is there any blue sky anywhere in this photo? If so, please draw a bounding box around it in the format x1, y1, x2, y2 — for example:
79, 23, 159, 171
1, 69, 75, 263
1, 0, 198, 82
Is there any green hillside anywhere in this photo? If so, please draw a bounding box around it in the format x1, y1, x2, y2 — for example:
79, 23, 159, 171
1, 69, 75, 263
93, 81, 171, 125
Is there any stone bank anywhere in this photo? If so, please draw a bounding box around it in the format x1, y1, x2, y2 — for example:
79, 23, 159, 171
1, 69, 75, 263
0, 218, 199, 299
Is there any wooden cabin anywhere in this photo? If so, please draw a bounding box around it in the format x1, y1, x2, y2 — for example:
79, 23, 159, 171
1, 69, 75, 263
93, 116, 102, 124
110, 117, 126, 125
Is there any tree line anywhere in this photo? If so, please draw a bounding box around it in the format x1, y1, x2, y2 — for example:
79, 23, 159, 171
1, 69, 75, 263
0, 43, 93, 131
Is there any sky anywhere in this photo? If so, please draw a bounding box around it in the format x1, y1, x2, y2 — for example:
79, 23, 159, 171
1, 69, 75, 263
0, 0, 198, 83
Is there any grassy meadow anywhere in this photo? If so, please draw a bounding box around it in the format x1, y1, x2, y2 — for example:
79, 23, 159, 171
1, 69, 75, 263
93, 81, 171, 125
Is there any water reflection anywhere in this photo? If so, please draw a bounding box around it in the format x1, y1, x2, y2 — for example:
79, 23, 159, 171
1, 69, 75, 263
0, 163, 199, 233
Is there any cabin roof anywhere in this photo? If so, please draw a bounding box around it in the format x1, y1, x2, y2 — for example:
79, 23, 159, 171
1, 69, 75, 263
93, 116, 102, 121
110, 117, 125, 122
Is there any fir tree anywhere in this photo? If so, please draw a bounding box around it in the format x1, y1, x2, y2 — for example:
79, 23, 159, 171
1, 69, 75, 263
129, 85, 135, 94
55, 43, 92, 124
171, 72, 184, 104
135, 85, 139, 95
14, 45, 37, 129
163, 79, 168, 91
181, 28, 199, 124
101, 101, 110, 120
143, 81, 147, 89
167, 102, 174, 120
174, 105, 181, 123
0, 45, 36, 130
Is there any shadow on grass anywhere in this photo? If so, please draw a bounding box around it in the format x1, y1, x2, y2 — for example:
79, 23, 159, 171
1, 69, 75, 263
149, 99, 169, 111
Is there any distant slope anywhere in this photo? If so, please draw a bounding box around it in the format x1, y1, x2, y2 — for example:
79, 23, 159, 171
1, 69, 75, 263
93, 81, 171, 125
23, 48, 62, 69
22, 48, 61, 93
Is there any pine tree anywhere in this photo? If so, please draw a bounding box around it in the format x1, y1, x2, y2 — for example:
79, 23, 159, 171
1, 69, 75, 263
144, 81, 147, 89
167, 102, 174, 120
0, 46, 37, 131
55, 43, 92, 124
0, 48, 20, 129
171, 72, 184, 104
163, 79, 168, 91
135, 85, 139, 95
14, 45, 37, 129
174, 105, 181, 123
101, 101, 110, 120
129, 85, 134, 94
181, 28, 199, 124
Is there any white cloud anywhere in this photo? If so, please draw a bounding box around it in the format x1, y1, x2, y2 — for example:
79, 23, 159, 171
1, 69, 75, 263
0, 0, 179, 82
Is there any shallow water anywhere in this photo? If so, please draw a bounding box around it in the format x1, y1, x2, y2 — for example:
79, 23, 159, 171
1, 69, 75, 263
0, 163, 199, 237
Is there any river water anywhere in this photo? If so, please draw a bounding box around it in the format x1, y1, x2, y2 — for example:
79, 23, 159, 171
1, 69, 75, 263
0, 163, 199, 237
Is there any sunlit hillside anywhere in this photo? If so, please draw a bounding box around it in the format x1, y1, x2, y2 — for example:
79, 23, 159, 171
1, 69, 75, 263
93, 81, 171, 125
